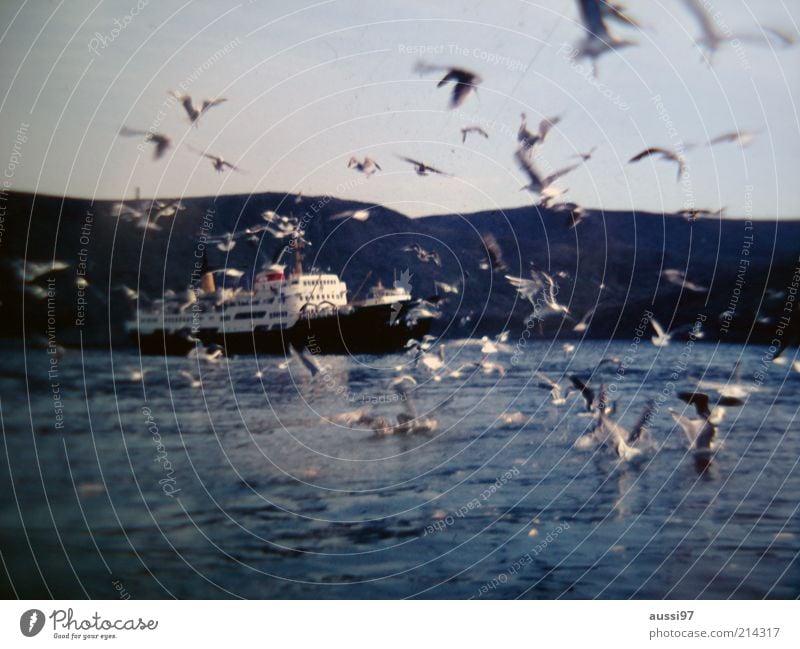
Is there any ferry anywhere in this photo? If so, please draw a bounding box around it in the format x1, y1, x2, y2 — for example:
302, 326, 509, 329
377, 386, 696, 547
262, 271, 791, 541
127, 241, 435, 355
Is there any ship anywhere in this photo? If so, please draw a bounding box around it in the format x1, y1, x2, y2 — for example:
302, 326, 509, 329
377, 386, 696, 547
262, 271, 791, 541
127, 239, 435, 356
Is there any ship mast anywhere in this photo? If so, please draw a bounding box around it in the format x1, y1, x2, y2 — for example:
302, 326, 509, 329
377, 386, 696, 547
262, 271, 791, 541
293, 234, 304, 276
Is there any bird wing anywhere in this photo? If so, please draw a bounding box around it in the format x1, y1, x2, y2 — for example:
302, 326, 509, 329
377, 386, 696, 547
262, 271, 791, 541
671, 410, 703, 446
534, 371, 558, 390
649, 317, 666, 338
514, 148, 543, 190
569, 375, 594, 410
577, 0, 611, 39
543, 162, 581, 188
694, 419, 717, 450
293, 345, 323, 376
629, 147, 670, 163
119, 126, 148, 137
366, 157, 381, 170
201, 98, 227, 112
397, 154, 423, 167
537, 115, 562, 141
436, 70, 459, 87
677, 391, 712, 419
627, 400, 655, 444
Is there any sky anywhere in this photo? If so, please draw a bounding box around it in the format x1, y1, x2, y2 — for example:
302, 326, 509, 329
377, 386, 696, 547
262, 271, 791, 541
0, 0, 799, 218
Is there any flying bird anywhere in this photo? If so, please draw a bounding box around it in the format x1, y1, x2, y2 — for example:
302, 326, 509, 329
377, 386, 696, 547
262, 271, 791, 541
347, 156, 382, 176
706, 129, 759, 148
628, 147, 686, 181
195, 149, 241, 173
517, 113, 562, 153
662, 269, 707, 293
574, 0, 636, 69
416, 63, 482, 108
168, 91, 227, 125
396, 155, 451, 176
461, 125, 489, 143
119, 127, 171, 160
514, 148, 581, 197
480, 233, 507, 272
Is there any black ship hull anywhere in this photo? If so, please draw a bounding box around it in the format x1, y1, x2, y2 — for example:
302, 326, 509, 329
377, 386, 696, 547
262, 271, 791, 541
132, 302, 433, 356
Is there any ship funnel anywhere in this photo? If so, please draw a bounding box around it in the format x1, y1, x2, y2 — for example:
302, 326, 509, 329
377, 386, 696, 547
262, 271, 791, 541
201, 272, 216, 293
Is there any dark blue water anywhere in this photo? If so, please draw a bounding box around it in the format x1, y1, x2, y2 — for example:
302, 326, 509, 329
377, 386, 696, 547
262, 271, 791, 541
1, 340, 798, 599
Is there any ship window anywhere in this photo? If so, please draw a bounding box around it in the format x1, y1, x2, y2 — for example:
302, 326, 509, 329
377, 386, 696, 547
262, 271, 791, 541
235, 311, 266, 319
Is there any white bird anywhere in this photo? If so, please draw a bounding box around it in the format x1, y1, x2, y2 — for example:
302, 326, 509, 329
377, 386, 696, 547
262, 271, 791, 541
347, 156, 382, 176
517, 113, 561, 153
670, 409, 717, 455
169, 91, 227, 125
178, 370, 202, 388
500, 411, 528, 426
649, 317, 671, 347
515, 147, 582, 196
595, 400, 655, 460
330, 209, 370, 222
187, 343, 225, 363
662, 269, 707, 293
534, 371, 571, 406
573, 305, 598, 332
199, 151, 241, 173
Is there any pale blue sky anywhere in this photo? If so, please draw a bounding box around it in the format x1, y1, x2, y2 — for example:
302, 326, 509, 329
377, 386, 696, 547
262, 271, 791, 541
1, 0, 798, 217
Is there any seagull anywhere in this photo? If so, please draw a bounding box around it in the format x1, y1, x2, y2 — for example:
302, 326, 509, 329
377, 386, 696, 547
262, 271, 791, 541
13, 259, 70, 283
152, 199, 185, 222
649, 317, 671, 347
119, 127, 171, 160
500, 411, 528, 426
670, 409, 718, 455
574, 0, 636, 69
168, 91, 227, 125
198, 151, 241, 173
396, 155, 451, 176
461, 125, 489, 142
676, 391, 744, 424
594, 400, 655, 460
416, 63, 481, 108
679, 207, 724, 222
434, 280, 459, 295
480, 233, 508, 272
706, 129, 760, 148
560, 202, 588, 229
515, 147, 582, 195
534, 371, 572, 405
662, 269, 708, 293
628, 147, 686, 181
402, 243, 441, 267
178, 370, 202, 388
213, 232, 238, 252
570, 145, 598, 162
347, 156, 382, 176
291, 344, 325, 377
517, 113, 562, 153
330, 209, 371, 222
187, 343, 225, 363
680, 0, 793, 63
569, 374, 604, 413
573, 305, 598, 332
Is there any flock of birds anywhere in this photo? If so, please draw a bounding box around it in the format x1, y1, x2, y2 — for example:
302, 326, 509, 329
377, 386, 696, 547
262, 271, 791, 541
13, 1, 798, 471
